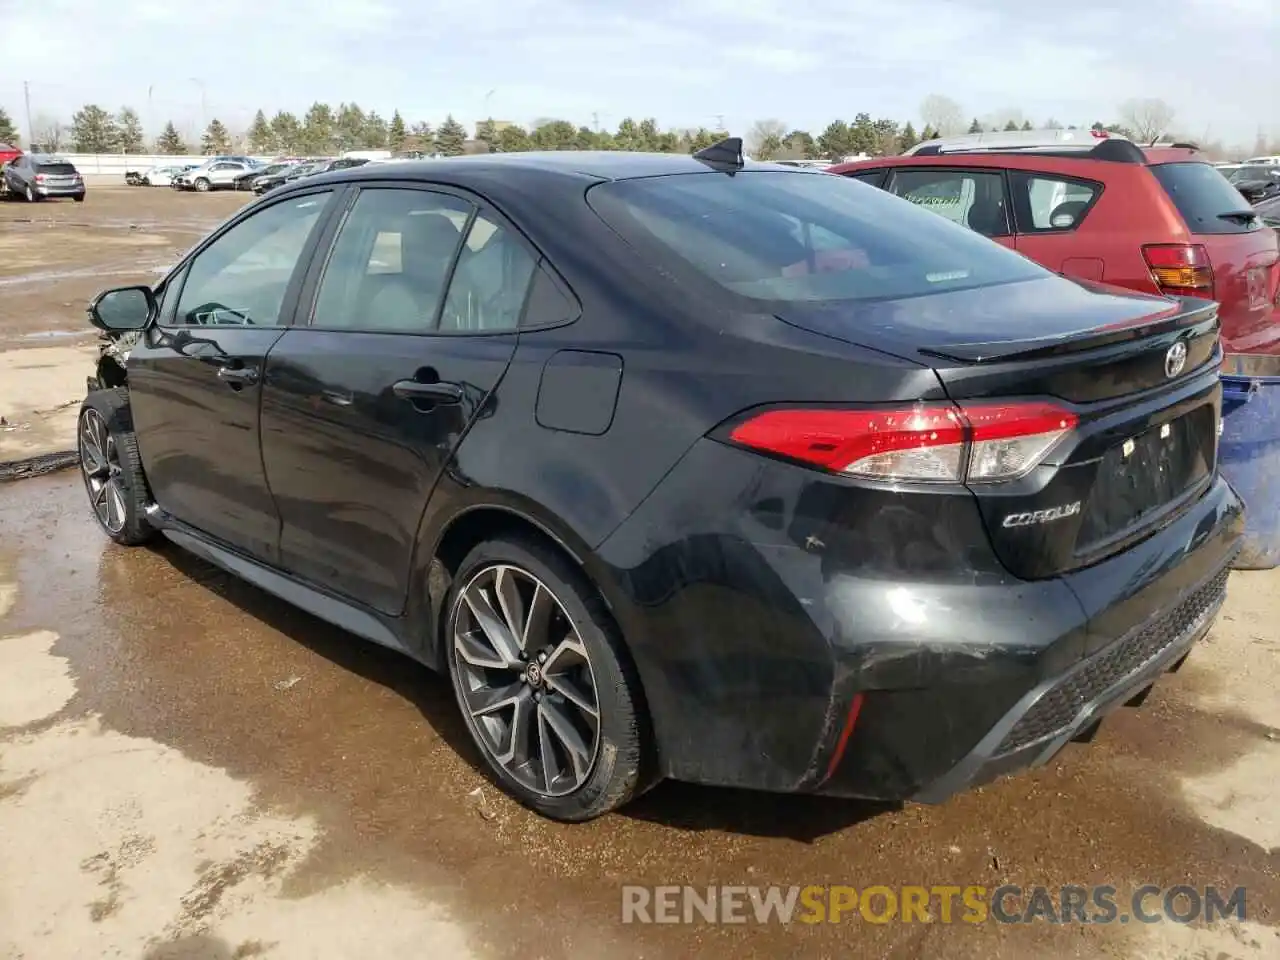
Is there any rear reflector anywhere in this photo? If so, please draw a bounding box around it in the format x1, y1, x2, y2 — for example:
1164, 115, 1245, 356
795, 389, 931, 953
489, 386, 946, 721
1143, 243, 1214, 299
728, 401, 1077, 483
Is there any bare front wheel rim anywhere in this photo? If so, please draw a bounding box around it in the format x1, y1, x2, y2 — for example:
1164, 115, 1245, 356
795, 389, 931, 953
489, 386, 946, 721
452, 564, 602, 798
78, 408, 127, 535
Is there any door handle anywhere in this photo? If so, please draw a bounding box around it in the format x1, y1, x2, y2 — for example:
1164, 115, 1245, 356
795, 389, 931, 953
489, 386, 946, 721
391, 379, 463, 404
217, 366, 259, 386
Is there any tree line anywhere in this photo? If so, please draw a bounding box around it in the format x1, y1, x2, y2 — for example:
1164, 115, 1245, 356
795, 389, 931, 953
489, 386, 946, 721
1, 94, 1272, 162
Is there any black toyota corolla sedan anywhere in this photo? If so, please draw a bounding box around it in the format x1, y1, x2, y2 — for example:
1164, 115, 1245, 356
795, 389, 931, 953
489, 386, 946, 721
78, 141, 1243, 821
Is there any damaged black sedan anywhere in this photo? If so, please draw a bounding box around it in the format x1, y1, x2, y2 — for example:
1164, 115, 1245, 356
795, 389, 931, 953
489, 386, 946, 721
78, 142, 1242, 821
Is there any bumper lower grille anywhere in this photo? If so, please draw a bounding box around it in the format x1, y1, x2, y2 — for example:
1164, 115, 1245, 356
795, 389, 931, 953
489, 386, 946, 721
996, 566, 1229, 755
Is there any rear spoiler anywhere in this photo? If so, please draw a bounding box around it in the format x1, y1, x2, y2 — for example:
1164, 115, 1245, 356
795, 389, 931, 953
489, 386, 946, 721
918, 298, 1219, 363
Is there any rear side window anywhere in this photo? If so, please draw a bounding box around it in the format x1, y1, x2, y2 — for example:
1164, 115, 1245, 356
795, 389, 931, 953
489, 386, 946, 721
887, 168, 1010, 238
1010, 173, 1100, 232
587, 171, 1046, 304
1150, 163, 1260, 235
36, 162, 76, 175
846, 169, 887, 187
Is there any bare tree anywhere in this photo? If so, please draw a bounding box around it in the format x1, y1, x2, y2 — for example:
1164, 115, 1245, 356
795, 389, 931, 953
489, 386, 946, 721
747, 118, 787, 159
30, 113, 66, 152
920, 94, 964, 137
1118, 98, 1176, 143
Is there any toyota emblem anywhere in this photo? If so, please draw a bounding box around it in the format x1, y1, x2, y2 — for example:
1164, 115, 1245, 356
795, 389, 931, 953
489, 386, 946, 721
1164, 341, 1188, 379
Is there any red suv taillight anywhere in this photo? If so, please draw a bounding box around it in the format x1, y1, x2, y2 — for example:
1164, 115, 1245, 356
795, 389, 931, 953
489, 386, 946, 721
728, 402, 1078, 484
33, 174, 45, 183
1143, 243, 1214, 299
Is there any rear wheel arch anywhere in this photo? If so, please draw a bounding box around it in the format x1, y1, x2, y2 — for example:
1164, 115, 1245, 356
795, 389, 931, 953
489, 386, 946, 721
426, 504, 656, 750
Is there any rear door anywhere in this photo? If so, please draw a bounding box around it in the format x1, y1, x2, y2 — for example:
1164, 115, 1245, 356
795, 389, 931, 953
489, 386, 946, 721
127, 187, 340, 561
1008, 171, 1106, 281
259, 183, 535, 614
1148, 161, 1280, 352
884, 166, 1017, 250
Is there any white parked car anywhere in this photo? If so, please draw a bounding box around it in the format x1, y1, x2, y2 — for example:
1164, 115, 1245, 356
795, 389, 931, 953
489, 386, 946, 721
140, 164, 195, 187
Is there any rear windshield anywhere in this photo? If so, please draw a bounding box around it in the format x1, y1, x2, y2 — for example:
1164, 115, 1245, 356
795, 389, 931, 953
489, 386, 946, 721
587, 171, 1046, 303
1150, 162, 1261, 235
35, 162, 77, 175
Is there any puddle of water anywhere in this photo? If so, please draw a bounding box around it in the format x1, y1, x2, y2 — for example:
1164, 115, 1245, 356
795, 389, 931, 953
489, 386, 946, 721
18, 330, 82, 341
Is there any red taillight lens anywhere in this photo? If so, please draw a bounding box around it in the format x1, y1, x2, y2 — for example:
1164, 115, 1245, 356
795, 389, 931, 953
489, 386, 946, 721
728, 401, 1078, 483
1143, 243, 1214, 298
34, 174, 45, 182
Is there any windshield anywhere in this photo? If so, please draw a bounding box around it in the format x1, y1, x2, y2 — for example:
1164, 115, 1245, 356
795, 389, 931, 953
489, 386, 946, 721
1150, 162, 1260, 235
587, 170, 1046, 304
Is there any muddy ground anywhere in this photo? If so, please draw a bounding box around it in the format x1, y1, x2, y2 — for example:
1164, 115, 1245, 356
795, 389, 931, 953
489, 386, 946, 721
0, 187, 250, 461
0, 187, 1278, 960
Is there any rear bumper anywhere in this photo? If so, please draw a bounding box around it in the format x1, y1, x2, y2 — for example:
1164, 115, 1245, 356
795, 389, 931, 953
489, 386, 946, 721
596, 436, 1244, 799
911, 555, 1230, 802
35, 185, 83, 197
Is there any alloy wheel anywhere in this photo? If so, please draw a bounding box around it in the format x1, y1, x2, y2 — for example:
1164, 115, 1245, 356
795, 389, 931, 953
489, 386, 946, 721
78, 408, 128, 535
452, 564, 601, 798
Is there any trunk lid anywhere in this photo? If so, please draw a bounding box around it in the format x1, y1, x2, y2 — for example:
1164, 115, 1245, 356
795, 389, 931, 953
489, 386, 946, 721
1148, 161, 1280, 353
777, 276, 1223, 579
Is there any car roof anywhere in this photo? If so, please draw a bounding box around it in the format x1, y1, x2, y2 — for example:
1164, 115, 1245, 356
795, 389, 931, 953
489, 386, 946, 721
301, 150, 817, 186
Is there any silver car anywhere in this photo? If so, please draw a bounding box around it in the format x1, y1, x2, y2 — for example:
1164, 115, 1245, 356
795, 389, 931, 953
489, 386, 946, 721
3, 154, 85, 202
172, 159, 256, 192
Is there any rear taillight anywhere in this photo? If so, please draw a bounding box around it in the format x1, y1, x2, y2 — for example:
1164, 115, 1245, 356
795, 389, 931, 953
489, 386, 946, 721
33, 174, 45, 183
1144, 243, 1214, 299
727, 401, 1077, 484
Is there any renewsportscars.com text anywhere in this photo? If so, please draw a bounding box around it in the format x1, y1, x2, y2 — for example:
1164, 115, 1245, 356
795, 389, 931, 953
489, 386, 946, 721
621, 884, 1247, 925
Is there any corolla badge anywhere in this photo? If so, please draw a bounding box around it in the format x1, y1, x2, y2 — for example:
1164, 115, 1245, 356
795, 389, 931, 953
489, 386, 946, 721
1165, 341, 1188, 379
1002, 502, 1082, 528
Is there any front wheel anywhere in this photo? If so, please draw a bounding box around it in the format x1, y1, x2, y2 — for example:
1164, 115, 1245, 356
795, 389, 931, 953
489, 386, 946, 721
194, 177, 211, 193
77, 388, 155, 546
446, 536, 651, 821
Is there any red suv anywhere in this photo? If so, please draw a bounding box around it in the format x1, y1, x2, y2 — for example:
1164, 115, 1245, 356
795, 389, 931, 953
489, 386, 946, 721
830, 132, 1280, 354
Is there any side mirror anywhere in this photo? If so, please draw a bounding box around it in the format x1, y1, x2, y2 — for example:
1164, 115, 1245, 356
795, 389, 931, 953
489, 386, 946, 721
88, 285, 155, 332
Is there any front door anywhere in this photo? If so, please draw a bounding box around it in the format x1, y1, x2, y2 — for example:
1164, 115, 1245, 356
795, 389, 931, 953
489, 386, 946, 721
260, 184, 536, 614
128, 188, 339, 561
885, 166, 1017, 250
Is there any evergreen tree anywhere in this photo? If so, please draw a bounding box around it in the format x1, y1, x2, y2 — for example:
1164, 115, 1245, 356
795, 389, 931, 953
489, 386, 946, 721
248, 110, 274, 153
361, 111, 388, 149
301, 102, 335, 154
0, 107, 19, 145
1021, 120, 1034, 131
967, 117, 984, 134
117, 107, 145, 153
70, 104, 119, 153
898, 122, 919, 153
156, 121, 188, 155
201, 118, 231, 155
270, 112, 301, 153
435, 114, 467, 156
496, 125, 531, 153
388, 111, 407, 152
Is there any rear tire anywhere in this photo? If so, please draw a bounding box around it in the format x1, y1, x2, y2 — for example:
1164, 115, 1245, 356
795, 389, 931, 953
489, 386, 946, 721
77, 388, 156, 546
73, 194, 85, 203
445, 535, 651, 822
24, 184, 36, 202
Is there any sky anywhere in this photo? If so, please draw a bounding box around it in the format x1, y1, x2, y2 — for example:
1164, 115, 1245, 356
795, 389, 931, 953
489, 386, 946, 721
0, 0, 1275, 148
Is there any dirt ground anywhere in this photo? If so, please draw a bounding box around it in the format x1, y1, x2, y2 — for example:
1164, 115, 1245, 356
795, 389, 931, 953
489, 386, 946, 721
1, 186, 1278, 960
0, 187, 251, 462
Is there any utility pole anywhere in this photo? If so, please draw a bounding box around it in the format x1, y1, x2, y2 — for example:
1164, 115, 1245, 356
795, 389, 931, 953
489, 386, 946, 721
713, 114, 725, 131
22, 80, 33, 148
592, 112, 599, 132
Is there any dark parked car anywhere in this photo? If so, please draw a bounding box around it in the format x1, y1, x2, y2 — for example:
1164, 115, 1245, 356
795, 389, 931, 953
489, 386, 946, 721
77, 144, 1243, 822
3, 153, 85, 202
253, 160, 322, 194
234, 161, 299, 191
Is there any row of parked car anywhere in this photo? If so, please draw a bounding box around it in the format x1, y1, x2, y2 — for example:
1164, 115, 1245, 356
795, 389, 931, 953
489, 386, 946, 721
124, 151, 435, 196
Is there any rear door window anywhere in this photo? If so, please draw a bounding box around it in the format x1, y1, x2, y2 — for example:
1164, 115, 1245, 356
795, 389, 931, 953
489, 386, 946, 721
586, 170, 1046, 304
1010, 173, 1101, 232
1150, 162, 1262, 235
845, 169, 887, 188
886, 168, 1010, 237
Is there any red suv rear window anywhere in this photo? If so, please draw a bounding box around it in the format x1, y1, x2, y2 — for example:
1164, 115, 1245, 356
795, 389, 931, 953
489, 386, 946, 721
1149, 162, 1261, 236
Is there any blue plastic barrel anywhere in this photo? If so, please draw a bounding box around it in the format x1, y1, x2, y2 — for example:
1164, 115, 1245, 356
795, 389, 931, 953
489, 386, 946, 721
1220, 353, 1280, 570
